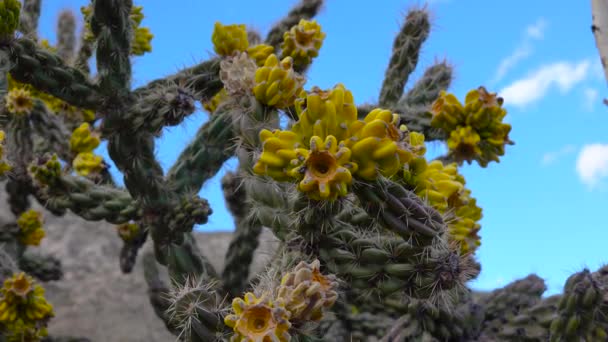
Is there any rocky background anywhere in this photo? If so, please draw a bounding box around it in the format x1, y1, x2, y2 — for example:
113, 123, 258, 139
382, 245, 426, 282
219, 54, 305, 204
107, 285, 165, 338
0, 184, 280, 342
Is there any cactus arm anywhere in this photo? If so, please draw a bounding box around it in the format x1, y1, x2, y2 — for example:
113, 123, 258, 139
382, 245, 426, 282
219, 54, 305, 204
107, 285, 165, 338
394, 61, 452, 141
90, 0, 133, 99
18, 0, 41, 39
34, 174, 141, 224
166, 109, 235, 194
378, 8, 430, 108
353, 178, 445, 245
18, 252, 62, 282
56, 10, 77, 64
74, 29, 94, 76
264, 0, 324, 49
132, 58, 222, 104
4, 38, 102, 110
220, 171, 263, 296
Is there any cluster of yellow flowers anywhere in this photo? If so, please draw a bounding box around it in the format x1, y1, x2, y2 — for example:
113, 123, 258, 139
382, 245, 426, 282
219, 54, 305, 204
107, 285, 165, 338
204, 19, 324, 113
69, 123, 104, 177
16, 210, 45, 246
225, 260, 337, 341
253, 84, 421, 200
0, 273, 54, 341
253, 54, 305, 109
430, 87, 512, 167
81, 5, 153, 56
402, 135, 482, 254
29, 154, 62, 187
0, 131, 11, 176
281, 19, 325, 67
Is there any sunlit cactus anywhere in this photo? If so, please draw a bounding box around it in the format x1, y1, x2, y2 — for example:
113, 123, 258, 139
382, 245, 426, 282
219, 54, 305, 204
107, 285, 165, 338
0, 1, 604, 341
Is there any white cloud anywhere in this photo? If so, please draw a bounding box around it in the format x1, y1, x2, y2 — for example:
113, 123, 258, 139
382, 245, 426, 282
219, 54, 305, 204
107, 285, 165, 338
526, 18, 548, 39
499, 60, 591, 107
492, 18, 548, 83
583, 87, 599, 111
542, 145, 576, 166
576, 144, 608, 188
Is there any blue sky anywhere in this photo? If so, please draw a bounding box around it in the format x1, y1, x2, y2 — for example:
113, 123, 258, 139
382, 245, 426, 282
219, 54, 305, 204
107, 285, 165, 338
36, 0, 608, 295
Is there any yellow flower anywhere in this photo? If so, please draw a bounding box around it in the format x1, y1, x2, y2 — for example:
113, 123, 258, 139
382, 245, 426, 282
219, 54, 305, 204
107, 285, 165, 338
430, 87, 513, 167
0, 273, 54, 328
202, 88, 228, 113
253, 129, 301, 181
277, 259, 338, 322
253, 54, 304, 109
281, 19, 325, 66
70, 123, 100, 154
291, 84, 358, 144
430, 90, 466, 132
5, 88, 34, 116
447, 126, 482, 165
116, 223, 140, 242
247, 44, 275, 66
73, 152, 104, 177
224, 292, 291, 342
345, 108, 416, 180
131, 26, 154, 55
288, 135, 356, 201
212, 22, 249, 56
16, 210, 45, 246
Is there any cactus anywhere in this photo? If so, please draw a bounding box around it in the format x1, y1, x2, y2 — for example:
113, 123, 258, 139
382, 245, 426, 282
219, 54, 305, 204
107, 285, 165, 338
0, 1, 605, 341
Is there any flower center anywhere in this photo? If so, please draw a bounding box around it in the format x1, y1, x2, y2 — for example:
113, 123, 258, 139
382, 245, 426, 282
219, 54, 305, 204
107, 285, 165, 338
246, 307, 272, 333
11, 275, 32, 297
308, 151, 337, 179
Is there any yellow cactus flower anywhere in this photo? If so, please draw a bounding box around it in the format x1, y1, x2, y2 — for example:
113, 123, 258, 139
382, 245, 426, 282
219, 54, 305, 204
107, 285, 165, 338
0, 273, 54, 328
253, 129, 301, 181
73, 152, 104, 177
291, 84, 358, 143
281, 19, 325, 66
212, 22, 249, 56
203, 88, 229, 113
116, 222, 140, 242
70, 123, 100, 154
0, 0, 21, 36
345, 108, 416, 180
16, 210, 45, 246
277, 259, 338, 322
430, 87, 513, 167
287, 135, 356, 201
253, 54, 305, 109
29, 154, 62, 187
430, 90, 466, 132
447, 126, 482, 165
224, 292, 291, 342
131, 26, 154, 55
247, 44, 275, 66
5, 88, 34, 116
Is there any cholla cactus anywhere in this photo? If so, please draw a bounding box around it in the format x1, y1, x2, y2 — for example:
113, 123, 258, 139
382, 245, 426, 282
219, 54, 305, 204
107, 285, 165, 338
0, 1, 605, 341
